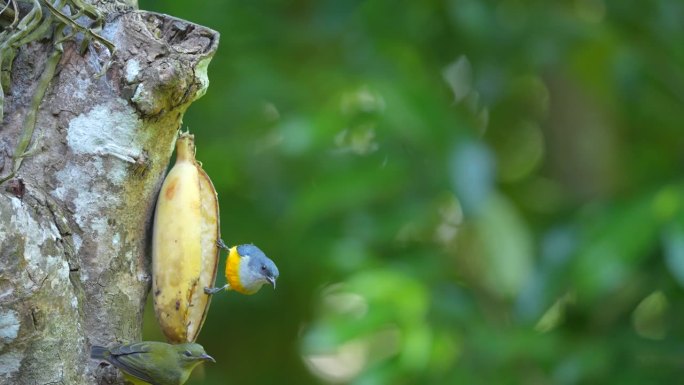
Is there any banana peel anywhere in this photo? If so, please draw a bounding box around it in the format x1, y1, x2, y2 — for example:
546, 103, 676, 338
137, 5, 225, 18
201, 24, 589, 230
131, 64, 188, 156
152, 132, 220, 343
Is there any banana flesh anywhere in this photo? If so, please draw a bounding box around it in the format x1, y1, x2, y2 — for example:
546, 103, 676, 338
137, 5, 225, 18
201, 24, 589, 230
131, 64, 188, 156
152, 132, 220, 343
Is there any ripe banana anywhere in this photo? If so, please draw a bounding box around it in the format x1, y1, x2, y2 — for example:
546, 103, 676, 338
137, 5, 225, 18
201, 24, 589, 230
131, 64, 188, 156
152, 132, 220, 343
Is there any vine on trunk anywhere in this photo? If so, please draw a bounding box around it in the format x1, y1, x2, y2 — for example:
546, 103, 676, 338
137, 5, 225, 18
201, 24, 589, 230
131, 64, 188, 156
0, 0, 115, 183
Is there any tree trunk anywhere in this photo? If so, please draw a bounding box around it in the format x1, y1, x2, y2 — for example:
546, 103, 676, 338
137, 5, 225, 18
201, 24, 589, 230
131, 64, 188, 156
0, 1, 219, 383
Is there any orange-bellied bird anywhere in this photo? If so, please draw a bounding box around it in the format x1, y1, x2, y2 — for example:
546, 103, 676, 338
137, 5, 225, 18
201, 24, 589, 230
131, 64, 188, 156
205, 241, 279, 295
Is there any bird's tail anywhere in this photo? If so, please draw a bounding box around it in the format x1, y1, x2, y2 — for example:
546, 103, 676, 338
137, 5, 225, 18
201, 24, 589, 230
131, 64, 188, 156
90, 345, 110, 360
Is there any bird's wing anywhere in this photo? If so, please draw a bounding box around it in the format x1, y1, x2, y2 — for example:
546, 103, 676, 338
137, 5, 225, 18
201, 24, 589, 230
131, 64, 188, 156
107, 343, 161, 385
108, 342, 151, 356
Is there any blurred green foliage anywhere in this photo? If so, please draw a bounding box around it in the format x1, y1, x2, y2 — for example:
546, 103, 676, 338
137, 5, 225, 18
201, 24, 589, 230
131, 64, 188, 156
139, 0, 684, 384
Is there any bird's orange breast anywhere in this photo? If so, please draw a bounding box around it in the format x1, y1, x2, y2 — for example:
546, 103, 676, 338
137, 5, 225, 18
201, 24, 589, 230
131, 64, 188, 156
225, 247, 248, 294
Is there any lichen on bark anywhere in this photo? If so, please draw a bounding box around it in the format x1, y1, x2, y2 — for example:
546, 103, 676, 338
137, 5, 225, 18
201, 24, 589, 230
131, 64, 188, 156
0, 3, 219, 384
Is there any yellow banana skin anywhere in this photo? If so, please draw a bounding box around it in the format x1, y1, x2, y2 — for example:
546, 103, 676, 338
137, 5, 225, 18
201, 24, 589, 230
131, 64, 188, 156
152, 132, 220, 343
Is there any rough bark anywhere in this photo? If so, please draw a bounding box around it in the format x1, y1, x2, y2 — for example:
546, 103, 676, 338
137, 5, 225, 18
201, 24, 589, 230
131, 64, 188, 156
0, 2, 219, 384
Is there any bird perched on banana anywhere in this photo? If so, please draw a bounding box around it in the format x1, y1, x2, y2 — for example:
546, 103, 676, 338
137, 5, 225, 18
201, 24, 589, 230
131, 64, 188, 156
90, 341, 214, 385
205, 240, 279, 295
152, 131, 280, 344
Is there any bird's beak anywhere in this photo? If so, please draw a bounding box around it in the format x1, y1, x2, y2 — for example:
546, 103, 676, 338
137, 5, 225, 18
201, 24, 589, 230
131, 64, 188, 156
200, 354, 215, 363
266, 276, 276, 289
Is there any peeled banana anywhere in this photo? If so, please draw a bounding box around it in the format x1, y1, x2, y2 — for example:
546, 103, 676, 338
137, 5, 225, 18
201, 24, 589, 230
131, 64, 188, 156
152, 132, 220, 343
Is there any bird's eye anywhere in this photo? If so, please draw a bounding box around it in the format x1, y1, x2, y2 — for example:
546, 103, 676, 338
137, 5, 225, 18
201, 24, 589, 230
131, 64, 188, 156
261, 265, 267, 271
184, 350, 192, 357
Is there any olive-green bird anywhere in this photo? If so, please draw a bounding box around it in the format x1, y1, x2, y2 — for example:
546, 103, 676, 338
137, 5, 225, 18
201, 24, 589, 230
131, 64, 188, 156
90, 341, 215, 385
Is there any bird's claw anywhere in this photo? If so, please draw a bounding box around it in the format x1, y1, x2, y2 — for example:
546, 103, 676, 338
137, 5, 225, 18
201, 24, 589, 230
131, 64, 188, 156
216, 239, 229, 250
204, 285, 228, 295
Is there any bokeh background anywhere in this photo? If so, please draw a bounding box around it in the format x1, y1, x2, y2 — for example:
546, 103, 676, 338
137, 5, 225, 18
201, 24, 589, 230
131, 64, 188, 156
138, 1, 684, 384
